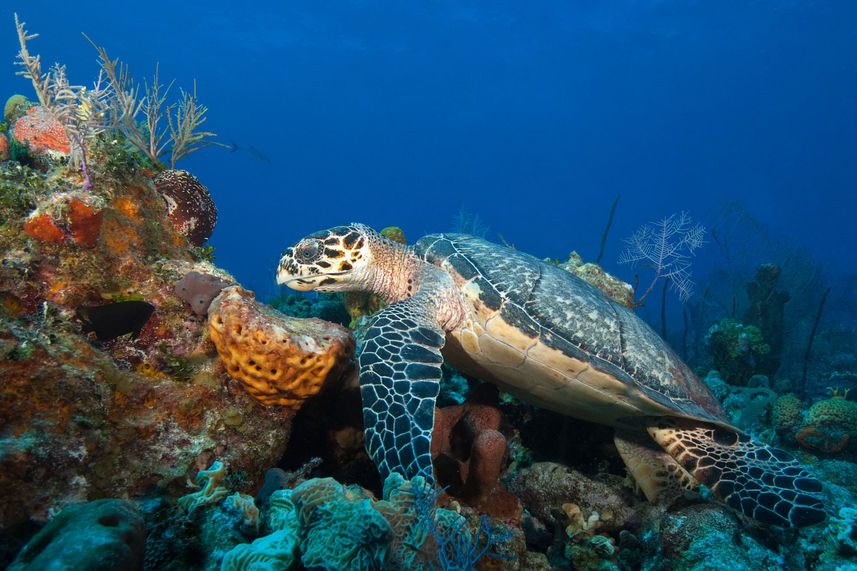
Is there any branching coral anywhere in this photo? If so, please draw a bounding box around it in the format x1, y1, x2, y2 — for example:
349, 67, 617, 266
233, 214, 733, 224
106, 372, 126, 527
12, 11, 221, 187
14, 15, 112, 188
619, 211, 705, 305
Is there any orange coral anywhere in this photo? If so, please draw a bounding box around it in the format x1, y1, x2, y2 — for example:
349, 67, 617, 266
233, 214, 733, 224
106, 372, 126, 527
0, 132, 10, 161
23, 213, 66, 244
13, 106, 70, 155
67, 199, 103, 247
208, 286, 355, 409
795, 427, 850, 454
100, 213, 142, 256
111, 196, 143, 223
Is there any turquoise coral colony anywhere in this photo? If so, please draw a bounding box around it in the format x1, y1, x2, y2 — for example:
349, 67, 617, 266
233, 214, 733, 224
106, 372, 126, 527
0, 13, 856, 571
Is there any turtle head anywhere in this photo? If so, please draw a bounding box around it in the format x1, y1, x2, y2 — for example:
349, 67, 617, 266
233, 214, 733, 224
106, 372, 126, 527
277, 224, 377, 292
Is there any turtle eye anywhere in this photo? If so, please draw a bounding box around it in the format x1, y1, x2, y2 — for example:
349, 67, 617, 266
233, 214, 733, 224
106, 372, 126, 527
295, 239, 322, 262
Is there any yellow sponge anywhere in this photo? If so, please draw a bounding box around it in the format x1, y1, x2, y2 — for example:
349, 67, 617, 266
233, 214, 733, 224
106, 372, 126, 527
208, 286, 354, 408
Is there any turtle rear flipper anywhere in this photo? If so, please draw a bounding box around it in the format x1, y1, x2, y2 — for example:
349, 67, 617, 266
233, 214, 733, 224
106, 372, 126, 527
647, 417, 826, 527
614, 431, 699, 505
359, 296, 445, 483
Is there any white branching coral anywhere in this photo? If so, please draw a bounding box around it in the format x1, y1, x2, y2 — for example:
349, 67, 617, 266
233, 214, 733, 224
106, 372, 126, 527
14, 14, 113, 188
13, 12, 221, 186
619, 210, 706, 305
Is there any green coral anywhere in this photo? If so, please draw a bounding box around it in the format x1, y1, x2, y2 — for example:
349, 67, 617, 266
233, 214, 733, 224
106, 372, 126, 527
90, 134, 145, 181
0, 162, 47, 224
705, 318, 770, 385
220, 473, 509, 570
295, 479, 391, 570
770, 394, 804, 432
177, 461, 229, 513
190, 245, 216, 263
3, 94, 32, 123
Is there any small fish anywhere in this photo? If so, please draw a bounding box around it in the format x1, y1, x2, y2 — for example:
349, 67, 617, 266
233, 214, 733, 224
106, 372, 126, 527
229, 140, 272, 164
77, 300, 155, 342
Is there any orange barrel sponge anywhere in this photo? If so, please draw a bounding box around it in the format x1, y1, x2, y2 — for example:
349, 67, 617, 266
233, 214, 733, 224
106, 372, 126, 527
208, 286, 355, 408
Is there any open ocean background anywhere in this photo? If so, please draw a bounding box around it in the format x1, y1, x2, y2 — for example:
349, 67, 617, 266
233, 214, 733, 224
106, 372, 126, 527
3, 1, 856, 326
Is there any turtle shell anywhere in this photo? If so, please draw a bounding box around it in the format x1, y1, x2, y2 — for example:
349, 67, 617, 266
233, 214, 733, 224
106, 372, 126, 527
415, 233, 728, 430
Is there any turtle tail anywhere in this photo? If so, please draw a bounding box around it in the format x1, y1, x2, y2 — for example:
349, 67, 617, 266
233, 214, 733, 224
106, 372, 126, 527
647, 417, 826, 527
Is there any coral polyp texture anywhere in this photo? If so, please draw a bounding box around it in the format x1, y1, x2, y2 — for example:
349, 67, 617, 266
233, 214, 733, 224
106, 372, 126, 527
795, 397, 857, 454
208, 286, 356, 408
12, 105, 70, 157
153, 169, 217, 247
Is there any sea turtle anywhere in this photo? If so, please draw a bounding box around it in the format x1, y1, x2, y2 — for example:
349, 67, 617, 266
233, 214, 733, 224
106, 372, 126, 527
276, 224, 826, 527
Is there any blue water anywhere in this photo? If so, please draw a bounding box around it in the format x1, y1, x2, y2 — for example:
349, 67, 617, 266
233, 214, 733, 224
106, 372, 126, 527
4, 1, 856, 302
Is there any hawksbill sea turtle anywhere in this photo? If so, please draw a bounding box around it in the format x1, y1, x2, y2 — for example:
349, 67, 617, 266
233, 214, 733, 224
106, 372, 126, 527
276, 223, 825, 527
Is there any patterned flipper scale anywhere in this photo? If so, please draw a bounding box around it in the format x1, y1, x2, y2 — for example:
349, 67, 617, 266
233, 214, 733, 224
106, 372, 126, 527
359, 297, 445, 484
614, 431, 700, 505
648, 417, 826, 527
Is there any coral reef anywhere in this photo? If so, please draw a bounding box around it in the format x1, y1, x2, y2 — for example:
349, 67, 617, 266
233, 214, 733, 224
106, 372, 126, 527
207, 285, 355, 408
8, 499, 146, 571
795, 396, 857, 454
177, 461, 230, 513
11, 105, 70, 160
703, 370, 778, 431
705, 317, 771, 384
0, 133, 10, 162
0, 81, 349, 541
771, 394, 805, 433
507, 461, 638, 567
267, 292, 351, 327
4, 94, 32, 123
743, 263, 789, 377
218, 471, 518, 570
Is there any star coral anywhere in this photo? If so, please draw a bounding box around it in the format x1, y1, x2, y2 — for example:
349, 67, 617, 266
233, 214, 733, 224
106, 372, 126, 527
795, 397, 857, 454
207, 286, 355, 408
770, 394, 804, 433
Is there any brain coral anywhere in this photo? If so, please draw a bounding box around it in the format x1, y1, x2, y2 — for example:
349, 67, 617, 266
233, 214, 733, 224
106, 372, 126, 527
208, 286, 355, 408
153, 169, 217, 246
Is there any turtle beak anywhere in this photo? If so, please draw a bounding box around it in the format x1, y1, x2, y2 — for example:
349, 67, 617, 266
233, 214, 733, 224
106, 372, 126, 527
276, 269, 351, 291
276, 273, 318, 290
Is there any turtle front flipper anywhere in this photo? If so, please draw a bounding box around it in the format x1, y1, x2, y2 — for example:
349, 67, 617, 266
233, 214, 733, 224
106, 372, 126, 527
359, 297, 445, 483
647, 417, 826, 527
